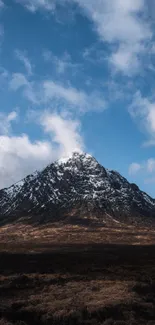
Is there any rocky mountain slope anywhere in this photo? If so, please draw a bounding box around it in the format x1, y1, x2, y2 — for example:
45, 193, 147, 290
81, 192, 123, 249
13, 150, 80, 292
0, 152, 155, 225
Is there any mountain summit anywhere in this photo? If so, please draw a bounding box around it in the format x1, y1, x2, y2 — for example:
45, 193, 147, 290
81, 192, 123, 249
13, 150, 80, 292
0, 152, 155, 225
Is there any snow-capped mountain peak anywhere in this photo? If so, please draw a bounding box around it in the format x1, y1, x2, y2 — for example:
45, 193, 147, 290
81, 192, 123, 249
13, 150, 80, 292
0, 152, 154, 225
56, 151, 97, 166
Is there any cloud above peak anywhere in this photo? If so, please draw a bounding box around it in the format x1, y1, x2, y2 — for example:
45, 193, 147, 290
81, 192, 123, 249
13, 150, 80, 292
1, 0, 155, 196
0, 111, 83, 188
0, 135, 53, 188
42, 112, 84, 156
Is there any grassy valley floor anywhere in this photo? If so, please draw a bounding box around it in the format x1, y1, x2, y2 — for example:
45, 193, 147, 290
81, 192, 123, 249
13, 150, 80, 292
0, 224, 155, 325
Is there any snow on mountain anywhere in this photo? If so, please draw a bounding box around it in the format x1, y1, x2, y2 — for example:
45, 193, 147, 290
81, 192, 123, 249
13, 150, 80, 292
0, 152, 154, 225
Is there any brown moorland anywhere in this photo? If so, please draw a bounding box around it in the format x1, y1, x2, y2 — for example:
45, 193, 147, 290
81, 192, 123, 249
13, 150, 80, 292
0, 223, 155, 325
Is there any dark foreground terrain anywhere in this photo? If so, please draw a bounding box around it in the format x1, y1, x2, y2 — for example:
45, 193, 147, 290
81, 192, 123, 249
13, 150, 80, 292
0, 224, 155, 325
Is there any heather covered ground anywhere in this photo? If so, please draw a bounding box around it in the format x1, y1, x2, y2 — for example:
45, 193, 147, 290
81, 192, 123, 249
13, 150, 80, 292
0, 224, 155, 325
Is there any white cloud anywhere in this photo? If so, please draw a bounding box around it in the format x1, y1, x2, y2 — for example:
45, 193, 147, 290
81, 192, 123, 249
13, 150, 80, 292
9, 73, 40, 104
0, 68, 9, 90
43, 80, 86, 106
75, 0, 149, 42
41, 112, 84, 156
0, 111, 18, 135
147, 159, 155, 173
7, 111, 17, 121
15, 0, 56, 12
129, 162, 142, 175
0, 112, 84, 188
43, 80, 106, 112
15, 50, 33, 76
15, 0, 152, 75
0, 135, 53, 188
147, 106, 155, 133
129, 91, 155, 141
0, 0, 4, 10
43, 50, 79, 75
0, 67, 8, 79
9, 73, 106, 113
110, 44, 141, 75
129, 158, 155, 186
129, 158, 155, 175
73, 0, 152, 75
9, 73, 28, 91
143, 139, 155, 147
23, 83, 40, 104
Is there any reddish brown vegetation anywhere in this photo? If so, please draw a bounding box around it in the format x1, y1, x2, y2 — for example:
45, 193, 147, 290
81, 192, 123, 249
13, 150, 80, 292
0, 224, 155, 324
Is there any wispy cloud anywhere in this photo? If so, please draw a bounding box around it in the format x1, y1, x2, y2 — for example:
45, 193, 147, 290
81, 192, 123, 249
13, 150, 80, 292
0, 0, 4, 40
15, 0, 153, 76
0, 111, 84, 188
15, 0, 56, 12
42, 80, 106, 113
0, 67, 9, 89
1, 67, 87, 187
110, 44, 141, 76
15, 50, 33, 76
0, 111, 18, 135
129, 91, 155, 144
129, 158, 155, 186
6, 0, 155, 194
0, 135, 53, 188
129, 162, 142, 176
43, 50, 80, 75
143, 139, 155, 148
9, 72, 28, 91
147, 158, 155, 173
41, 112, 84, 156
9, 71, 106, 113
73, 0, 152, 75
0, 0, 4, 10
9, 73, 40, 104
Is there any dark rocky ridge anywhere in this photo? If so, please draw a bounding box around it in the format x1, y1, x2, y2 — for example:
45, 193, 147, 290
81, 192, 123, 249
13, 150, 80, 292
0, 152, 155, 225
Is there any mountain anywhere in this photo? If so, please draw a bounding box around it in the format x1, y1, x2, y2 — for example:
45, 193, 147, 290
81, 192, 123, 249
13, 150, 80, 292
0, 152, 155, 226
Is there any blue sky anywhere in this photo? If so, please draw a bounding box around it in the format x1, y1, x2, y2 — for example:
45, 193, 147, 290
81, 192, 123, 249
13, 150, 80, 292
0, 0, 155, 196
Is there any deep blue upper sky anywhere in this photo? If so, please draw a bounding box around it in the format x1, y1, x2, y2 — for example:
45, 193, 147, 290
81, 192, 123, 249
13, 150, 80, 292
0, 0, 155, 196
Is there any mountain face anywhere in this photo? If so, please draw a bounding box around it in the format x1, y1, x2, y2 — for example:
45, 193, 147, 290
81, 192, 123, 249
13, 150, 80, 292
0, 152, 155, 225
